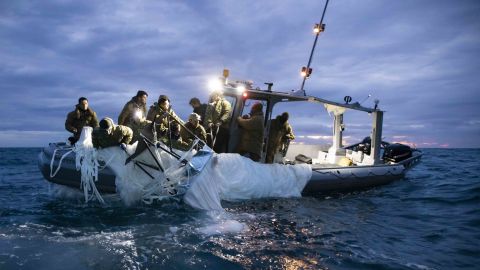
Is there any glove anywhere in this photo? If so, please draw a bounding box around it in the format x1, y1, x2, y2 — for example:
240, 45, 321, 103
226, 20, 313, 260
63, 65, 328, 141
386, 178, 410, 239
208, 123, 214, 128
215, 122, 222, 127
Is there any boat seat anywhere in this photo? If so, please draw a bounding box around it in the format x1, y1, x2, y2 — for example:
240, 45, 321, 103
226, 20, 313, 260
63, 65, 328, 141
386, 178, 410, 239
350, 151, 364, 164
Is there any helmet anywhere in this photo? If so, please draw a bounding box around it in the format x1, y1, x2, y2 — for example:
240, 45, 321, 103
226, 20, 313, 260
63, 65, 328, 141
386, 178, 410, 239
188, 113, 201, 121
99, 117, 114, 130
158, 95, 170, 104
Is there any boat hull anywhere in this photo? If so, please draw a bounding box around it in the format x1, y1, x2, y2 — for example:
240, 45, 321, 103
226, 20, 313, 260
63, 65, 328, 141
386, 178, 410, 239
303, 153, 421, 194
38, 143, 422, 195
38, 143, 116, 193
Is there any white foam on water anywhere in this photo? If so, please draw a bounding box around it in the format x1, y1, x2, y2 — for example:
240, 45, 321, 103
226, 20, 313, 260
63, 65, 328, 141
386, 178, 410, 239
198, 219, 247, 236
48, 183, 84, 200
169, 226, 179, 233
196, 210, 250, 236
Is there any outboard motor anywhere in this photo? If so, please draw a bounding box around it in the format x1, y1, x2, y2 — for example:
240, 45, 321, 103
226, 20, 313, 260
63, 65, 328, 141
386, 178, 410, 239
383, 143, 412, 163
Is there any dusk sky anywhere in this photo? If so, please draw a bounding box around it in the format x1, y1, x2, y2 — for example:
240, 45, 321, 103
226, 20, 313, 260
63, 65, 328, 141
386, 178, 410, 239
1, 0, 479, 148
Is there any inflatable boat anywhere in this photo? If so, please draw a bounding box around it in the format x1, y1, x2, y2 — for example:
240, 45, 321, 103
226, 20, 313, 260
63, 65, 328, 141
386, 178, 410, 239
38, 82, 423, 196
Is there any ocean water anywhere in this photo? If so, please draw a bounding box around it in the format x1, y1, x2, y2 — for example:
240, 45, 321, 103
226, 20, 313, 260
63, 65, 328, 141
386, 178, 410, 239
0, 148, 479, 270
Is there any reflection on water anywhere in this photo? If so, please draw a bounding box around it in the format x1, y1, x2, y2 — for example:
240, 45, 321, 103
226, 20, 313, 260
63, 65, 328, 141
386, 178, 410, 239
0, 148, 479, 269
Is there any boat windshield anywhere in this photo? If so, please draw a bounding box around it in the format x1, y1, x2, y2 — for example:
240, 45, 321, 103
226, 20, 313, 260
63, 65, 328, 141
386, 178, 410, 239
223, 95, 237, 123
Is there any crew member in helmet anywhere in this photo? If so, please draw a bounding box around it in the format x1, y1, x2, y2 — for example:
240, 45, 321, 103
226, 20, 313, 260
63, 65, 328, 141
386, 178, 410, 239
204, 91, 231, 153
146, 95, 184, 140
65, 97, 99, 145
118, 90, 151, 143
92, 117, 133, 149
236, 102, 265, 162
181, 113, 207, 148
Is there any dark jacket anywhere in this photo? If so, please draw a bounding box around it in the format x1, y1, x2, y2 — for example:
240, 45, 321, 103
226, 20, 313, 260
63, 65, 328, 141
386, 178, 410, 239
193, 103, 208, 124
236, 111, 265, 157
65, 105, 99, 140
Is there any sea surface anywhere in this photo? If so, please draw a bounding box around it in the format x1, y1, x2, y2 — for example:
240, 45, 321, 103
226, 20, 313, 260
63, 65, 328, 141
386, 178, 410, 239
0, 148, 479, 270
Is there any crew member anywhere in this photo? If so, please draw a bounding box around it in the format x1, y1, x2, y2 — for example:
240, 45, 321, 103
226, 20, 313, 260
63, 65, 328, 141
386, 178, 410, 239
180, 113, 207, 148
204, 91, 231, 153
189, 97, 207, 125
236, 102, 265, 162
65, 97, 99, 145
118, 90, 150, 143
266, 112, 295, 163
92, 117, 133, 149
146, 95, 184, 140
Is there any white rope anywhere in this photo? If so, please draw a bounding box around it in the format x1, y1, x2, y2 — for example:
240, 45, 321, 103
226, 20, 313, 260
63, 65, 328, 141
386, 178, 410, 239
72, 127, 105, 204
49, 147, 73, 178
75, 144, 105, 204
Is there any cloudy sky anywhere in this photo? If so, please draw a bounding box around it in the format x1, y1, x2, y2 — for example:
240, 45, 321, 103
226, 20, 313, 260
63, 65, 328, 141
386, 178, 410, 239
0, 0, 479, 147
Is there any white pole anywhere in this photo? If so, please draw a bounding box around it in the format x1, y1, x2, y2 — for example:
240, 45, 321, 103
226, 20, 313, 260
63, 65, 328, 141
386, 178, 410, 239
371, 111, 383, 164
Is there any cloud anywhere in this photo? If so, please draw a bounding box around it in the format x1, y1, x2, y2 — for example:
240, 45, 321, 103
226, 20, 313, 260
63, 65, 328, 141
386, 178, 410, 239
0, 0, 479, 147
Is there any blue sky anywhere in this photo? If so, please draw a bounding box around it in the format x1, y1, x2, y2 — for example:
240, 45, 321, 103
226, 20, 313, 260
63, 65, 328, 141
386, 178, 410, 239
0, 0, 479, 147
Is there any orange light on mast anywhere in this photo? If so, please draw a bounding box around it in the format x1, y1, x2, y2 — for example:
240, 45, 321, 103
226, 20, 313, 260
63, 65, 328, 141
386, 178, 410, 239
301, 66, 313, 78
313, 23, 325, 34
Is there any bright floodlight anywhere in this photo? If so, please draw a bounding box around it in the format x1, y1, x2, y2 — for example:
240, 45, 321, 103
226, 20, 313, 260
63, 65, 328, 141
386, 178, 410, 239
208, 78, 223, 92
236, 84, 246, 93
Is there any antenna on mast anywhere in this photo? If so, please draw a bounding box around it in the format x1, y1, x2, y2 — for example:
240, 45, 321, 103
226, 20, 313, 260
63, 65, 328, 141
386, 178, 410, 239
299, 0, 330, 95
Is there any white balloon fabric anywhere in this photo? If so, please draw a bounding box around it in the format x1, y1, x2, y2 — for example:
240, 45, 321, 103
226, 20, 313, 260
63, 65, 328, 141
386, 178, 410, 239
74, 127, 312, 210
184, 153, 312, 210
